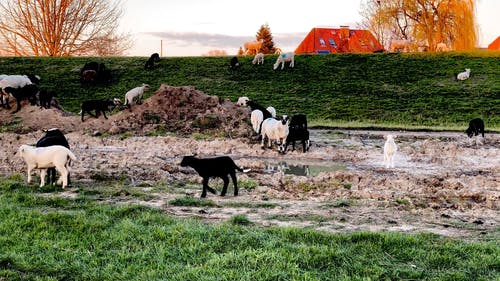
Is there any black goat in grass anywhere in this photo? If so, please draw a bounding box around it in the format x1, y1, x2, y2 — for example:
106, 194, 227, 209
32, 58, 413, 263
466, 118, 485, 138
36, 128, 71, 186
180, 155, 250, 198
81, 98, 121, 121
145, 53, 161, 70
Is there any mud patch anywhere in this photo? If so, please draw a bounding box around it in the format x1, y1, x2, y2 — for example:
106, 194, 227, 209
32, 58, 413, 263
1, 129, 498, 240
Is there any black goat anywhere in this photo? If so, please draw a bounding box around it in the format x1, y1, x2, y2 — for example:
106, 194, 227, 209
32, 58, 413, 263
180, 156, 250, 198
36, 128, 71, 185
39, 89, 57, 109
229, 56, 240, 69
285, 114, 310, 153
79, 62, 112, 83
3, 84, 39, 113
466, 118, 485, 138
145, 53, 161, 70
286, 127, 310, 153
81, 98, 120, 121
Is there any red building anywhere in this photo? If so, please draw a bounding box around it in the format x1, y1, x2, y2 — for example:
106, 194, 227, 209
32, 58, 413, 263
295, 27, 384, 54
487, 36, 500, 50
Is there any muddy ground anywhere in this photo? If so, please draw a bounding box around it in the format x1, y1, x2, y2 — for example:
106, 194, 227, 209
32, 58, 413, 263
0, 85, 498, 240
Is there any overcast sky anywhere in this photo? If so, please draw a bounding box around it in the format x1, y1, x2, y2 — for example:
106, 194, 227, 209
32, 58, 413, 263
120, 0, 500, 56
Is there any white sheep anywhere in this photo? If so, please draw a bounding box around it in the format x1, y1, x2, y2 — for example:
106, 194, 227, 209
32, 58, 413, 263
252, 53, 264, 65
457, 68, 471, 81
250, 109, 264, 134
124, 84, 151, 109
273, 52, 295, 70
261, 116, 290, 154
237, 96, 249, 106
383, 135, 398, 168
18, 144, 76, 189
266, 106, 276, 118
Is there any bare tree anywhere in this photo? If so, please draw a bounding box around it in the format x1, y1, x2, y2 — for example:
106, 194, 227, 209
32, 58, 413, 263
0, 0, 131, 56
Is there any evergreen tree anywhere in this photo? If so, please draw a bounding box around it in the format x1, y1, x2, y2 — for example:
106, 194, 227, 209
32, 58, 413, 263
256, 24, 276, 54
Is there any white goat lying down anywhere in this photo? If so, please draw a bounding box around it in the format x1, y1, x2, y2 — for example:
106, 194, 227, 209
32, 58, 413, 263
457, 68, 471, 81
18, 144, 76, 189
261, 116, 290, 154
383, 135, 398, 168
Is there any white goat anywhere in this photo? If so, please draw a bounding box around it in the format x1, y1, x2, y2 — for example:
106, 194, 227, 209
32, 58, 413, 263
273, 52, 295, 70
237, 96, 249, 106
383, 135, 398, 168
18, 144, 76, 189
252, 53, 264, 65
261, 117, 290, 154
457, 68, 471, 81
266, 106, 276, 118
124, 84, 151, 109
250, 109, 264, 134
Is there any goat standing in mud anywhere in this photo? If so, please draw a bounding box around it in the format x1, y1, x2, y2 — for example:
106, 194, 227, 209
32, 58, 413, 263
180, 156, 250, 198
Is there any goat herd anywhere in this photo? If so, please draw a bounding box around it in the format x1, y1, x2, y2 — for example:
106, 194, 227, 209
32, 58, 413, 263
0, 55, 487, 198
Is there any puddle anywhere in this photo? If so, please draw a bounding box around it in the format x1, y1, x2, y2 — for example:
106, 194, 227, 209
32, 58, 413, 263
264, 161, 346, 176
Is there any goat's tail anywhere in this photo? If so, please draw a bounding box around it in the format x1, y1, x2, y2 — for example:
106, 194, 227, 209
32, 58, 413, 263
66, 149, 77, 162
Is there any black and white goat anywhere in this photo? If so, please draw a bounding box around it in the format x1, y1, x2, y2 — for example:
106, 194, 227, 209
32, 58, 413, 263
180, 155, 250, 198
229, 56, 240, 69
0, 74, 40, 109
81, 98, 121, 121
36, 128, 71, 185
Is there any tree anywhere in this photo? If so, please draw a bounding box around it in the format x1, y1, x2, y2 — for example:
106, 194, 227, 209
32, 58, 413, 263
0, 0, 131, 56
360, 0, 478, 51
255, 23, 276, 54
203, 49, 228, 56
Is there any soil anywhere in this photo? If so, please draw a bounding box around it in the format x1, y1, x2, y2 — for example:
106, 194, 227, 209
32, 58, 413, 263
1, 85, 498, 240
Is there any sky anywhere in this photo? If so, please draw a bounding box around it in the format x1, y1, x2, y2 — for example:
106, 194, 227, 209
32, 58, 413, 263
120, 0, 500, 57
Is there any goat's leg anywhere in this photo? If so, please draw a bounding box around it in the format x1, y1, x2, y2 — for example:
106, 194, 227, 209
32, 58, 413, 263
102, 110, 108, 119
220, 175, 229, 196
201, 177, 217, 197
26, 166, 33, 184
55, 164, 68, 188
230, 172, 238, 196
40, 169, 47, 187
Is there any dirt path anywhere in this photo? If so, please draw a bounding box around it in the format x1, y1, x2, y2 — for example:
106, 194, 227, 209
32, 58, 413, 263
1, 129, 498, 240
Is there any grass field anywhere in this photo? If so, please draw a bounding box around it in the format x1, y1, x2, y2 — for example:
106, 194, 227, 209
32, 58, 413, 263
0, 177, 498, 281
0, 51, 498, 131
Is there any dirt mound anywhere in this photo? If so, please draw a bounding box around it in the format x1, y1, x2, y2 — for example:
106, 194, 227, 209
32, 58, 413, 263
0, 85, 254, 137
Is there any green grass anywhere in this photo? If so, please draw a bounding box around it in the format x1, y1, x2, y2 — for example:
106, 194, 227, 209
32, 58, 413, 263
0, 178, 498, 280
1, 52, 499, 131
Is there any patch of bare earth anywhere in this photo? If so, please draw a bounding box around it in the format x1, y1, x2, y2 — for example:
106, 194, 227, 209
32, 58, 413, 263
1, 85, 498, 240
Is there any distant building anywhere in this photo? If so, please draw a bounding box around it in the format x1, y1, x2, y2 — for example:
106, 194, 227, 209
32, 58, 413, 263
295, 27, 384, 54
487, 36, 500, 50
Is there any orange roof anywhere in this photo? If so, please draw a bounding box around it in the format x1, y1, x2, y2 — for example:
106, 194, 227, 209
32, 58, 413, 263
295, 27, 384, 54
487, 36, 500, 50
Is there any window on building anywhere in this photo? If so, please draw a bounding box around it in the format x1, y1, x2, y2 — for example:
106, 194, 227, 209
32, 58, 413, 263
319, 38, 326, 46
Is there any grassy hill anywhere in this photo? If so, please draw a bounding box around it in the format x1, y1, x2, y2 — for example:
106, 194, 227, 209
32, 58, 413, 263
1, 52, 499, 131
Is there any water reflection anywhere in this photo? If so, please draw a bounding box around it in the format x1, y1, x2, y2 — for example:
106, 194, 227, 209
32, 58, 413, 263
264, 161, 346, 177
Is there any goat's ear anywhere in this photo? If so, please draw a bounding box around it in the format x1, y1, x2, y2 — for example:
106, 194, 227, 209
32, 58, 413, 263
383, 135, 387, 140
393, 135, 398, 139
